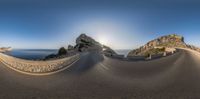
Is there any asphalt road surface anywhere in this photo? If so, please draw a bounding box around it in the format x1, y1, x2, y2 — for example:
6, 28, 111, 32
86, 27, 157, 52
0, 49, 200, 99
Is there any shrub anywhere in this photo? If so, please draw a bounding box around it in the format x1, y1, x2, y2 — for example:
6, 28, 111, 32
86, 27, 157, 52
44, 54, 57, 60
58, 47, 67, 55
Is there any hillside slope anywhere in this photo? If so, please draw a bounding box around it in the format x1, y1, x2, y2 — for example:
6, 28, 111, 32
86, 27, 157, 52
128, 34, 189, 56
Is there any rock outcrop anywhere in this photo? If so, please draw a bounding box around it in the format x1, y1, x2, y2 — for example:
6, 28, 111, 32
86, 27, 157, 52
74, 34, 117, 55
128, 34, 187, 56
74, 34, 103, 52
0, 47, 12, 52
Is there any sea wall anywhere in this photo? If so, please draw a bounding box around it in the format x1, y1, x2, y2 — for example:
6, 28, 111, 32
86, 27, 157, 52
0, 53, 79, 75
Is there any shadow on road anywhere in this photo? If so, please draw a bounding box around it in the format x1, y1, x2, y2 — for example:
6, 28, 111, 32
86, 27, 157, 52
66, 51, 104, 75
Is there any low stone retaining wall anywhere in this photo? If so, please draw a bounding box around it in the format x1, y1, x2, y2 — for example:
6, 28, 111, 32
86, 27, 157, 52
0, 53, 79, 74
105, 49, 179, 61
127, 51, 178, 61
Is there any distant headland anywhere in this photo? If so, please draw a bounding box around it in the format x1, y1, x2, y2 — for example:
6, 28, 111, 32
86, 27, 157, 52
0, 47, 12, 52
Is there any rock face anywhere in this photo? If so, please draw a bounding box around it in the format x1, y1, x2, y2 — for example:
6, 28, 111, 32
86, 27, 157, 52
102, 45, 117, 56
128, 34, 187, 56
74, 34, 117, 55
74, 34, 103, 52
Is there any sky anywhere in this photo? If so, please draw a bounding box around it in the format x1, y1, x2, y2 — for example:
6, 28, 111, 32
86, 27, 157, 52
0, 0, 200, 49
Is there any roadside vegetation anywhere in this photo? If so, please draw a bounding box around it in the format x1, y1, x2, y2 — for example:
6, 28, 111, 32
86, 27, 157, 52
144, 47, 166, 58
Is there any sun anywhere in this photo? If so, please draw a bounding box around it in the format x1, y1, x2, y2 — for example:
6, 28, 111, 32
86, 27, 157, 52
98, 37, 108, 46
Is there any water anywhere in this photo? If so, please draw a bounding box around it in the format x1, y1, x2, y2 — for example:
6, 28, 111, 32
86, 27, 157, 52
115, 49, 131, 57
4, 49, 58, 60
4, 49, 130, 60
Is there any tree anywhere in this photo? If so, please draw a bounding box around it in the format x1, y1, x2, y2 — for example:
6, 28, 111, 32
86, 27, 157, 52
58, 47, 67, 55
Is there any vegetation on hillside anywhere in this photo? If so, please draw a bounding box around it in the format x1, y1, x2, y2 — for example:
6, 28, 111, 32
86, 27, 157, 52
58, 47, 67, 55
144, 47, 166, 57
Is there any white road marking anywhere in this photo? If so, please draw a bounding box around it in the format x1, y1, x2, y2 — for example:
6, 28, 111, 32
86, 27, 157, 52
99, 63, 109, 70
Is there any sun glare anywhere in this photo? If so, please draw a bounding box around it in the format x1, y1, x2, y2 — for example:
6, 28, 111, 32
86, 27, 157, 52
98, 37, 108, 46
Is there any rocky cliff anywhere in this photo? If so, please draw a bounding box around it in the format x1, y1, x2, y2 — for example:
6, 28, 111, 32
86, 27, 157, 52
102, 45, 117, 56
128, 34, 187, 56
74, 34, 103, 52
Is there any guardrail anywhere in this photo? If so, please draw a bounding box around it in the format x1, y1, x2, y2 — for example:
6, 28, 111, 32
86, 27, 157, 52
0, 53, 80, 75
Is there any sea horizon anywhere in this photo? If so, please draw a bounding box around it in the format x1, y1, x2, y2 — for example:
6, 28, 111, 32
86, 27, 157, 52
4, 49, 58, 60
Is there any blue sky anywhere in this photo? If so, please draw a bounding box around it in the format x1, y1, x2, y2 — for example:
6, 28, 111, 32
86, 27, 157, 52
0, 0, 200, 49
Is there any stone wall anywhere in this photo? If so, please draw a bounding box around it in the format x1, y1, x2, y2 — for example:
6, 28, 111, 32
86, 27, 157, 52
0, 53, 79, 74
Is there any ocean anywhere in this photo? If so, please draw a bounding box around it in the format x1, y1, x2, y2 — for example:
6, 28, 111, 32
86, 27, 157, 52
4, 49, 131, 60
4, 49, 58, 60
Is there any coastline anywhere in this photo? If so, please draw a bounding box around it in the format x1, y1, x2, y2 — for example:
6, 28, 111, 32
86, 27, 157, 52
4, 49, 58, 60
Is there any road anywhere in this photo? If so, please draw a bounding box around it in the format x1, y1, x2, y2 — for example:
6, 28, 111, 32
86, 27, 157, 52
0, 49, 200, 99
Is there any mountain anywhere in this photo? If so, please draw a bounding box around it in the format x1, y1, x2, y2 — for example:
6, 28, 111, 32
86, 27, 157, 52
127, 34, 188, 56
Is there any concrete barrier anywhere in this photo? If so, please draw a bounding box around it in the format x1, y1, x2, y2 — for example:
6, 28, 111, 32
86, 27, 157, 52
0, 53, 80, 75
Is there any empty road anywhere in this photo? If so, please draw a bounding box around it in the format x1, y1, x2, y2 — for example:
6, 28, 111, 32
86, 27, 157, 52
0, 49, 200, 99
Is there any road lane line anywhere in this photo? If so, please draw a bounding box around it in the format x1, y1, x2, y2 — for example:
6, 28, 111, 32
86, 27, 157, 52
99, 63, 109, 70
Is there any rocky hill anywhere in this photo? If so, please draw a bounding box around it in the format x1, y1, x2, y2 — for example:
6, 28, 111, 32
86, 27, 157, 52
74, 34, 117, 55
74, 34, 103, 52
128, 34, 188, 56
